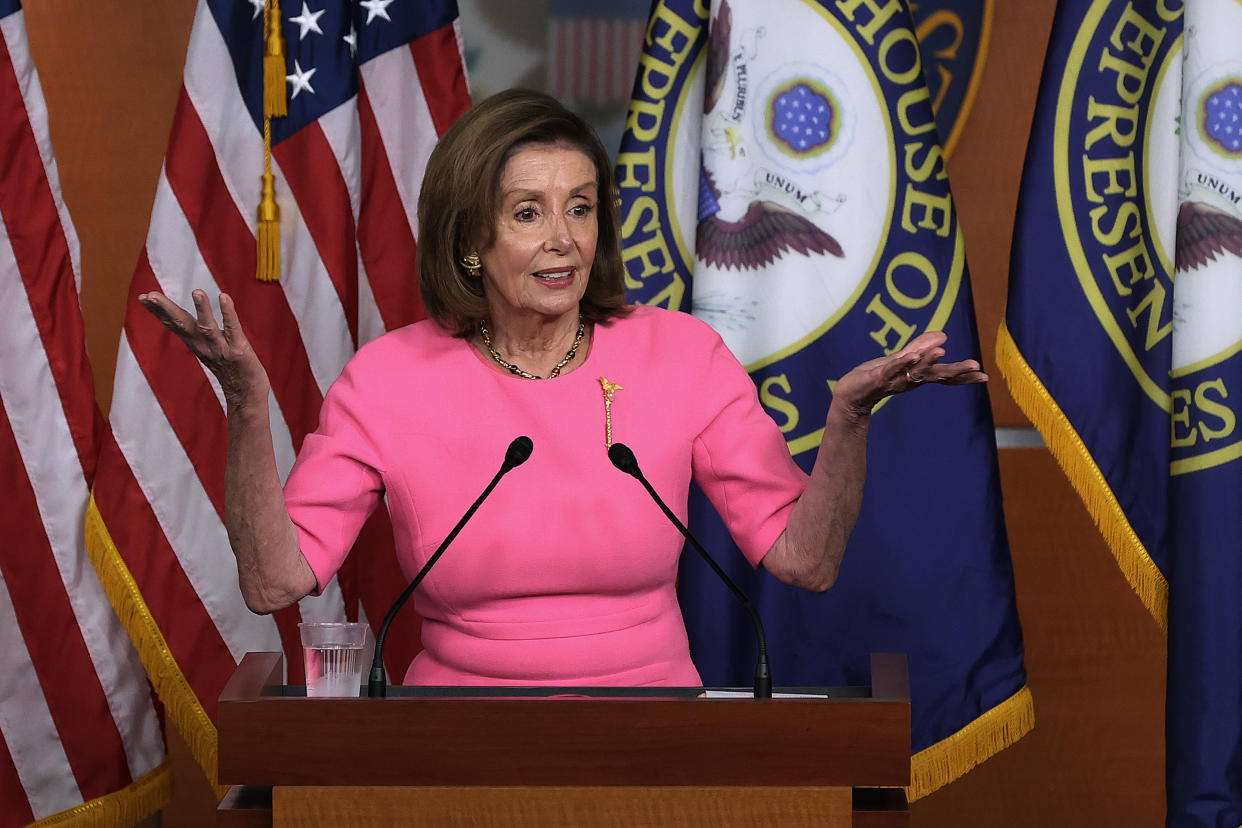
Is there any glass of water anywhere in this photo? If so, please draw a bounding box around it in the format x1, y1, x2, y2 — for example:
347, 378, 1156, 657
298, 621, 369, 697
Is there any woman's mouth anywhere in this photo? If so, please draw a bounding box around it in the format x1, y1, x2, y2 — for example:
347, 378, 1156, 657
533, 267, 574, 283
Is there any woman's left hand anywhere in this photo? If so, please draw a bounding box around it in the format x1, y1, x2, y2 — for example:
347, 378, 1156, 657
766, 330, 987, 592
832, 330, 988, 416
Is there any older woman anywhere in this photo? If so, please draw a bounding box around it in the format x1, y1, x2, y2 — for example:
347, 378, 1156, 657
139, 89, 985, 686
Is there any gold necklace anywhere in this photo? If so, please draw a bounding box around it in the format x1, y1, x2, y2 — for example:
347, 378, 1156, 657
479, 318, 585, 379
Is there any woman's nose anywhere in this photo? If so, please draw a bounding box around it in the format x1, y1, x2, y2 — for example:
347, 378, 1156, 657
543, 213, 573, 251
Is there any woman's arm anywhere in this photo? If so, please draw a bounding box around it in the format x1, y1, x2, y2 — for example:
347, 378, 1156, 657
139, 289, 317, 613
760, 330, 987, 592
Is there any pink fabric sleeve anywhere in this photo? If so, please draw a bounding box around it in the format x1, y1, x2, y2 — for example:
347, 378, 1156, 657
283, 361, 386, 594
690, 333, 808, 568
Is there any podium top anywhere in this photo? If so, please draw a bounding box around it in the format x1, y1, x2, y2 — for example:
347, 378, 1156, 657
218, 652, 911, 789
223, 651, 911, 702
266, 684, 869, 698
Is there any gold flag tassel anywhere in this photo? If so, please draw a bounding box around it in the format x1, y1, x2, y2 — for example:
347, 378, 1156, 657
256, 164, 280, 282
263, 0, 287, 118
257, 0, 286, 282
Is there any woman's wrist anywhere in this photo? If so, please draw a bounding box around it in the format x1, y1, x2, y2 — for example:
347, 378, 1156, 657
827, 392, 873, 429
225, 379, 271, 417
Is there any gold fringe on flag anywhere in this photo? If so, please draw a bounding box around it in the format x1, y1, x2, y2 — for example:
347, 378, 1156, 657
84, 495, 230, 801
257, 0, 286, 282
995, 322, 1169, 629
29, 763, 172, 827
908, 684, 1036, 801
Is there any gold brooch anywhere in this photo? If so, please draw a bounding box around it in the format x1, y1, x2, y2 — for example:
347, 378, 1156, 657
597, 377, 623, 448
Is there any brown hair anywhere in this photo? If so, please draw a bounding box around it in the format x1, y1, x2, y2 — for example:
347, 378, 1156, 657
417, 88, 630, 336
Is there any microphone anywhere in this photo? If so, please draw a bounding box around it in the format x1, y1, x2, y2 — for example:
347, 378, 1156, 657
367, 436, 534, 697
607, 443, 773, 698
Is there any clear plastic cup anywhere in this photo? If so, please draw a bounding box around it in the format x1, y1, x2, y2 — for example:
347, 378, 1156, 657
299, 622, 368, 697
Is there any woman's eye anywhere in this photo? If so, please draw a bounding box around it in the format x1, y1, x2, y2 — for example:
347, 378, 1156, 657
515, 207, 537, 222
571, 203, 595, 217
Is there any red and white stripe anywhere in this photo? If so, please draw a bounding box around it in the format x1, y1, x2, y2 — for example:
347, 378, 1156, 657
92, 0, 469, 785
0, 7, 164, 824
550, 16, 648, 104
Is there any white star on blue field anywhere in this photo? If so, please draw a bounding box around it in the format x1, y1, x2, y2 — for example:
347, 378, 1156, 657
1204, 81, 1242, 155
772, 84, 832, 153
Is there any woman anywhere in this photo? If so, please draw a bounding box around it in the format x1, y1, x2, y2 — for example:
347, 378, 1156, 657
139, 89, 986, 686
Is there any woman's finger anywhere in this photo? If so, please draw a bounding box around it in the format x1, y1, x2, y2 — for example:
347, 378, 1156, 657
924, 360, 988, 385
139, 292, 197, 335
218, 292, 237, 340
191, 289, 221, 334
217, 292, 252, 351
893, 353, 989, 389
898, 345, 942, 383
899, 330, 947, 360
944, 368, 989, 385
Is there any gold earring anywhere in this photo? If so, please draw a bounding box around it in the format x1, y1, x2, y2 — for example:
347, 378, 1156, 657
460, 252, 482, 277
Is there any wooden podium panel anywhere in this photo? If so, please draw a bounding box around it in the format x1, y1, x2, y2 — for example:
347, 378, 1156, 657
216, 652, 910, 827
270, 785, 853, 827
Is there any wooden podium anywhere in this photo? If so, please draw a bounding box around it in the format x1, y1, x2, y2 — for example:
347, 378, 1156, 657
216, 652, 910, 827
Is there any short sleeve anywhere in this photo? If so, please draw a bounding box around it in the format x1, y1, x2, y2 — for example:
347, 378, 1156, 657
690, 333, 808, 568
284, 360, 386, 594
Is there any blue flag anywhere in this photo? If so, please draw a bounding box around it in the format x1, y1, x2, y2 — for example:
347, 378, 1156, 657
1000, 0, 1242, 823
618, 0, 1029, 799
907, 0, 992, 158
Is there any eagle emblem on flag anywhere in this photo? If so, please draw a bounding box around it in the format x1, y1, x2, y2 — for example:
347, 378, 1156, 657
1176, 200, 1242, 271
695, 0, 844, 272
1175, 77, 1242, 272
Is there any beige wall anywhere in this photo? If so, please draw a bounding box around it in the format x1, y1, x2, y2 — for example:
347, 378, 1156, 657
23, 1, 1164, 824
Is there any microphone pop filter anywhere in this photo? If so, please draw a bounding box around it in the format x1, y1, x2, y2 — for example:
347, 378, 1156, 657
502, 436, 534, 471
607, 442, 640, 476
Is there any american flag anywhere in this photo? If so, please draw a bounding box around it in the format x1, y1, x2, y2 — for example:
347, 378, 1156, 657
0, 0, 168, 823
548, 0, 648, 105
85, 0, 469, 788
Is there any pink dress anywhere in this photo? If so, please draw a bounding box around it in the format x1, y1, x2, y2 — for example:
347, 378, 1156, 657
284, 306, 807, 686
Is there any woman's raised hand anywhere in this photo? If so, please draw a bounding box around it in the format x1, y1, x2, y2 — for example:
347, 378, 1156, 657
137, 289, 270, 407
832, 330, 988, 416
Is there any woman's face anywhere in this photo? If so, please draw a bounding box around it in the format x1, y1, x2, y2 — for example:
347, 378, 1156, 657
479, 141, 599, 329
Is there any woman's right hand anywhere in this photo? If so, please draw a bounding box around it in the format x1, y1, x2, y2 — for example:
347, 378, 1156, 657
141, 288, 312, 611
138, 289, 270, 407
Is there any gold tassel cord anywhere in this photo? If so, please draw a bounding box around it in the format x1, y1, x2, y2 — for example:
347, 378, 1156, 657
263, 0, 287, 118
995, 322, 1168, 629
257, 0, 286, 282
